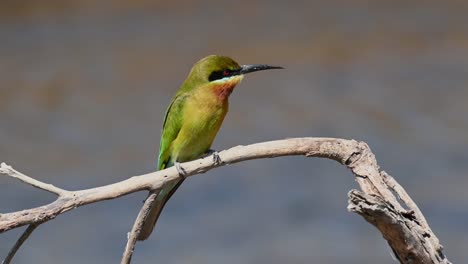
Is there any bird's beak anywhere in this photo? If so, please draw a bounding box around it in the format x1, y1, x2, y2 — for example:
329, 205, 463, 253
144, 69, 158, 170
239, 64, 283, 75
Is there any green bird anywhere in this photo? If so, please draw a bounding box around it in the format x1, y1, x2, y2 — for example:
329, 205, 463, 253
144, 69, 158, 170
138, 55, 282, 240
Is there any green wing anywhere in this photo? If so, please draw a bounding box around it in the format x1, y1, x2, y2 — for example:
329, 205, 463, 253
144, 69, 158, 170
157, 93, 187, 170
137, 93, 188, 241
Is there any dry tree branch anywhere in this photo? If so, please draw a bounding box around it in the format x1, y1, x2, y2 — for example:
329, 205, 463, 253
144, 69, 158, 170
2, 224, 39, 264
0, 163, 68, 196
121, 192, 159, 264
0, 137, 451, 264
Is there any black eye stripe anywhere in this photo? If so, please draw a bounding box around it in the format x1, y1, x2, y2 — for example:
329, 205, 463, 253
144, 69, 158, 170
208, 71, 223, 82
208, 69, 240, 82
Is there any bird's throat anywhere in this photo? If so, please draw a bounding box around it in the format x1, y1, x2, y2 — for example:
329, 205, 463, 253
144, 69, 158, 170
211, 75, 243, 101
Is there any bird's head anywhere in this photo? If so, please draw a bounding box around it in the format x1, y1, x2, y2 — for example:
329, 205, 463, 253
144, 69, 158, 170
179, 55, 282, 98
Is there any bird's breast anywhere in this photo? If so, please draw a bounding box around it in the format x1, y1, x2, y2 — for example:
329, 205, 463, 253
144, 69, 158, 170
172, 76, 243, 161
172, 91, 228, 161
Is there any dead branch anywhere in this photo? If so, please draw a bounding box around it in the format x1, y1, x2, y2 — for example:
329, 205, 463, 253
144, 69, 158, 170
121, 191, 159, 264
0, 163, 68, 196
0, 137, 451, 264
2, 224, 39, 264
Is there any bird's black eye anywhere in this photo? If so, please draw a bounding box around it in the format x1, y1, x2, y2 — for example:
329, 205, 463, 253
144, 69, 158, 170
223, 70, 230, 76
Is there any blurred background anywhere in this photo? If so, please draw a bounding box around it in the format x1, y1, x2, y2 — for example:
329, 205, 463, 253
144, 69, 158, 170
1, 1, 467, 263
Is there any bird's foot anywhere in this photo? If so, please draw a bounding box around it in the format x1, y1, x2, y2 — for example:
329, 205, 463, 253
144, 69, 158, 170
212, 151, 222, 165
205, 149, 223, 165
175, 162, 187, 179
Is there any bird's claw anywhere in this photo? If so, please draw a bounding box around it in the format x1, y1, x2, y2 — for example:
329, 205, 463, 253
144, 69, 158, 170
203, 149, 223, 165
212, 151, 222, 165
175, 162, 187, 179
206, 149, 222, 165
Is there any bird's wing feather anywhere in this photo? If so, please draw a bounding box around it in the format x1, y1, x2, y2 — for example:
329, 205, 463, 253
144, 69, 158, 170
157, 93, 188, 169
138, 93, 188, 241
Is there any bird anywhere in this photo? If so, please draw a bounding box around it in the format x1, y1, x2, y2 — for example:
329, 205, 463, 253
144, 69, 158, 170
138, 55, 282, 240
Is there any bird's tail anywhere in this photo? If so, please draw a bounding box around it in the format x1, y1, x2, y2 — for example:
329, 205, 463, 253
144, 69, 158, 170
137, 179, 184, 241
137, 191, 165, 241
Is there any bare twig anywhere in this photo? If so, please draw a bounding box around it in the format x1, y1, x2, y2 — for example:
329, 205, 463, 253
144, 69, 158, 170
121, 192, 159, 264
2, 224, 39, 264
0, 137, 451, 264
0, 163, 68, 196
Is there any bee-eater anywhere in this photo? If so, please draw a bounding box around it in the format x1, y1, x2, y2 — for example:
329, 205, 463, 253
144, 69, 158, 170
138, 55, 282, 240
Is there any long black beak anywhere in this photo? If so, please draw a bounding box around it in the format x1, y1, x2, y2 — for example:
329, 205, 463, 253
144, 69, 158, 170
239, 64, 283, 75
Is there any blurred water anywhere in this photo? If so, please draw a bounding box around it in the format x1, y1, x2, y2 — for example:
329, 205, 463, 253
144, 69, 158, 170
1, 1, 468, 263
